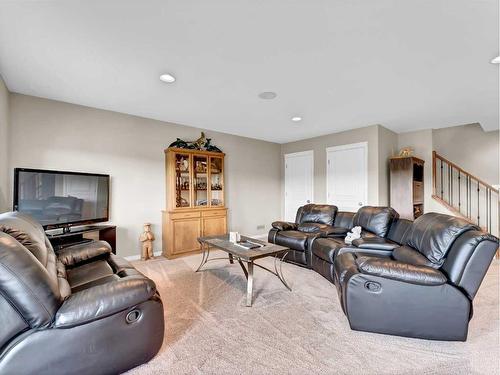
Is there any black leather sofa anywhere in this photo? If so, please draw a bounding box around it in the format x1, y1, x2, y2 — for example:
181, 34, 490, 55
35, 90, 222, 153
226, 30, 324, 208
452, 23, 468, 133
269, 205, 499, 341
0, 212, 164, 374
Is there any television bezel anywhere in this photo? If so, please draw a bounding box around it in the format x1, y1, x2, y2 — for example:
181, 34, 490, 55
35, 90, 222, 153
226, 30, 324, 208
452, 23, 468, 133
13, 167, 110, 230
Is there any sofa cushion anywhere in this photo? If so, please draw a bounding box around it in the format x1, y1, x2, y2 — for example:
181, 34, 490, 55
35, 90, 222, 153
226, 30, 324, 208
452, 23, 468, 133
0, 231, 62, 328
66, 259, 115, 290
353, 206, 399, 238
0, 212, 54, 267
297, 223, 331, 233
274, 231, 310, 251
387, 218, 413, 245
312, 237, 345, 263
296, 204, 338, 225
107, 253, 135, 274
333, 211, 355, 230
405, 213, 479, 266
393, 246, 437, 268
71, 275, 121, 293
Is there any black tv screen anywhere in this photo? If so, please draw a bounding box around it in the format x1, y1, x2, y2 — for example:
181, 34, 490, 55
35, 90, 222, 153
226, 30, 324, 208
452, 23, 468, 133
14, 168, 110, 228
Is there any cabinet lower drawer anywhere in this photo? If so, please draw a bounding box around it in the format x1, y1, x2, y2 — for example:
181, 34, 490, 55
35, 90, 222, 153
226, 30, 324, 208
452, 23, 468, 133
170, 211, 201, 220
202, 209, 227, 218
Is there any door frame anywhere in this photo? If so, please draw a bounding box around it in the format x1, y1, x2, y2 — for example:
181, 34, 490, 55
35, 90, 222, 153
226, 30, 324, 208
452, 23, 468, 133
325, 142, 368, 208
284, 150, 314, 220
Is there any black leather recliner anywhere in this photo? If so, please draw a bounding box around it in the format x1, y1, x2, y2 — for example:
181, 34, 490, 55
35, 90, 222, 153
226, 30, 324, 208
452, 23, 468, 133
268, 204, 338, 267
0, 212, 164, 374
333, 213, 499, 341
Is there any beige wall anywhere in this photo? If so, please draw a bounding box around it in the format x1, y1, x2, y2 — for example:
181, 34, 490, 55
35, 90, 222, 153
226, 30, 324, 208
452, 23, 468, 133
378, 126, 398, 206
280, 125, 389, 216
0, 76, 9, 213
433, 123, 499, 186
9, 94, 281, 258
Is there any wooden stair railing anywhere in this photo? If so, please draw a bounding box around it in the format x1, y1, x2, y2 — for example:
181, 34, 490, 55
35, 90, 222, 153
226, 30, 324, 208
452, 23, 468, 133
432, 151, 499, 236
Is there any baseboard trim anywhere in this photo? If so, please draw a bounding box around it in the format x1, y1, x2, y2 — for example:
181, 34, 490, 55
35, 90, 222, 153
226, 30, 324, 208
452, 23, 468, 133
124, 234, 268, 261
125, 251, 163, 261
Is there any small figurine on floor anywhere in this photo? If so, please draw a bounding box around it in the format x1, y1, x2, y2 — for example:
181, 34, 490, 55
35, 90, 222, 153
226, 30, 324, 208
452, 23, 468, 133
140, 223, 155, 260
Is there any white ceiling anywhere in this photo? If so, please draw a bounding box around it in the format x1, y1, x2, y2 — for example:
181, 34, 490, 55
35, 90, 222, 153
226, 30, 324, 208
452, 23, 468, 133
0, 0, 498, 143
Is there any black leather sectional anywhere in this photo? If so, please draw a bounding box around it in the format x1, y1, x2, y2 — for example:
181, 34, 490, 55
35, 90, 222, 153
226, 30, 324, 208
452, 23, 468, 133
0, 212, 164, 374
269, 204, 499, 341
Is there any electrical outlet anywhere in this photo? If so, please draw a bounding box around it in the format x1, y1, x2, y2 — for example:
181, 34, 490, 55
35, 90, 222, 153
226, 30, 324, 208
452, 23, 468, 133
257, 224, 265, 230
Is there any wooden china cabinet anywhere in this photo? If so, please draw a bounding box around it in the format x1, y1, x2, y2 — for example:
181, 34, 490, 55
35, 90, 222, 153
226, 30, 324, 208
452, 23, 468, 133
162, 147, 227, 258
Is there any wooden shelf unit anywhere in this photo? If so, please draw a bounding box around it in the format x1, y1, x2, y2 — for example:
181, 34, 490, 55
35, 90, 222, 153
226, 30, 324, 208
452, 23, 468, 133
390, 156, 425, 220
162, 147, 227, 258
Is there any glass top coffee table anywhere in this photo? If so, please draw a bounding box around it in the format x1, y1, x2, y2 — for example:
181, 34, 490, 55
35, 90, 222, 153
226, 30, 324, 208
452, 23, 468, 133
197, 234, 291, 306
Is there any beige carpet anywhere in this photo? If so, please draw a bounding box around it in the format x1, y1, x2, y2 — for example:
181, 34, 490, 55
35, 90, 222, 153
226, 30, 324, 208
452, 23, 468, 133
127, 252, 499, 375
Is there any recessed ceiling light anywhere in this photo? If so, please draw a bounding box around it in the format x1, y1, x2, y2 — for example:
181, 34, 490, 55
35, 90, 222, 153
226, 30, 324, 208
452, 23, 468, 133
258, 91, 277, 100
291, 116, 302, 122
160, 73, 176, 83
491, 56, 500, 64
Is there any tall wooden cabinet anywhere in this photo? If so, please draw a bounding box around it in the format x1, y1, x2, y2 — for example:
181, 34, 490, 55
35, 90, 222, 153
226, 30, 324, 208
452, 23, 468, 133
162, 147, 227, 258
390, 156, 425, 220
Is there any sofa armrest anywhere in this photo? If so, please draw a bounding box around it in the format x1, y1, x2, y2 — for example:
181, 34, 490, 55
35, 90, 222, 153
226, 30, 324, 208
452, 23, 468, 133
57, 241, 111, 267
351, 237, 399, 251
55, 275, 157, 328
356, 257, 447, 286
271, 221, 297, 231
57, 241, 112, 267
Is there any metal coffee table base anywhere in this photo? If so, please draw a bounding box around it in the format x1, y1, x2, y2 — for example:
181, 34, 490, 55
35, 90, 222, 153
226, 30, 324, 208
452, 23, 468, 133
195, 243, 291, 307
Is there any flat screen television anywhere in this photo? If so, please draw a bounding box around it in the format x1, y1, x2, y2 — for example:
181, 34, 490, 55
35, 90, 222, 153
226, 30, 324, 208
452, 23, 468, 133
14, 168, 110, 229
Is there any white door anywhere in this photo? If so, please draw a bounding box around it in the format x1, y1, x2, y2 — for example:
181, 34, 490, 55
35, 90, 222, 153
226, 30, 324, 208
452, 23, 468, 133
326, 142, 368, 212
284, 151, 314, 222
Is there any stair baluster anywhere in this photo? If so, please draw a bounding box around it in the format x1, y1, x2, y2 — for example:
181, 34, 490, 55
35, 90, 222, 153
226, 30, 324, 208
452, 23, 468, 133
432, 151, 498, 239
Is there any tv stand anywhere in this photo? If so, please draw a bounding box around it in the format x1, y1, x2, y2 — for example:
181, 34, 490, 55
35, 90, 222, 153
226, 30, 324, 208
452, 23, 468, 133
46, 224, 116, 253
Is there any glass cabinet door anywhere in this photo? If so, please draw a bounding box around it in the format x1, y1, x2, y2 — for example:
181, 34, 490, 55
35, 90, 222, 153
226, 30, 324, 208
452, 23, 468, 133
174, 153, 191, 208
209, 157, 224, 207
193, 155, 208, 207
